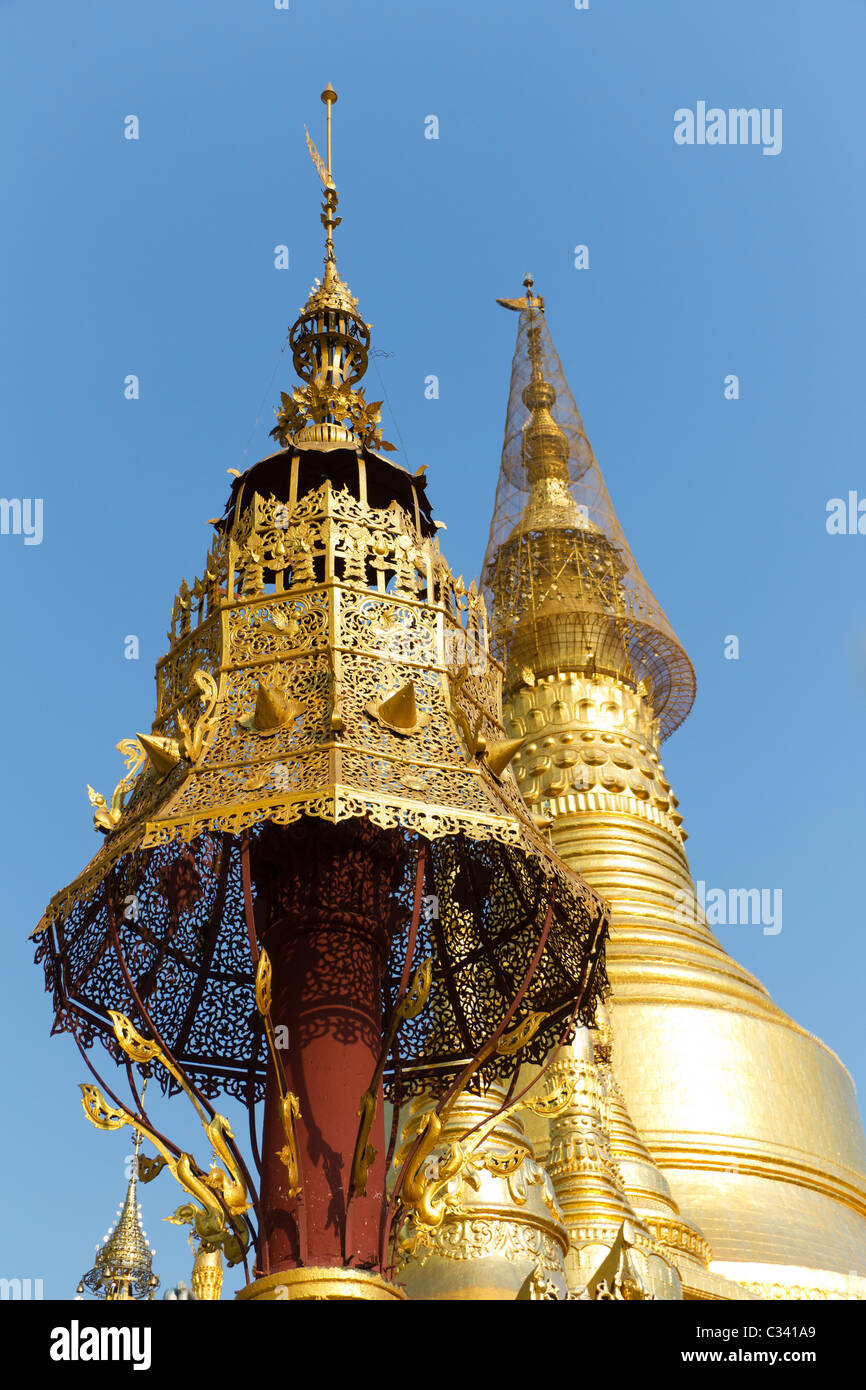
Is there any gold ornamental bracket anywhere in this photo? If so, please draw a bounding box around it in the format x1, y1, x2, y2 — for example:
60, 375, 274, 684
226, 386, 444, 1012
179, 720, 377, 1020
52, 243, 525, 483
88, 739, 147, 834
255, 951, 302, 1198
350, 957, 433, 1199
79, 1011, 253, 1268
393, 1042, 577, 1241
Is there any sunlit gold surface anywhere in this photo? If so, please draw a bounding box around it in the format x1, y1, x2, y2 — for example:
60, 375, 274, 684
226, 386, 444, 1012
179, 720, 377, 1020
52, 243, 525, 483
505, 669, 866, 1296
237, 1267, 407, 1301
191, 1247, 224, 1302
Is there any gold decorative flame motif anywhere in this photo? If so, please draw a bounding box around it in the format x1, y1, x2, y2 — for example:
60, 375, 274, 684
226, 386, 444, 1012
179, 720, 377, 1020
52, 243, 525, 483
177, 669, 219, 762
496, 1011, 548, 1056
254, 949, 272, 1017
255, 950, 302, 1198
87, 739, 146, 834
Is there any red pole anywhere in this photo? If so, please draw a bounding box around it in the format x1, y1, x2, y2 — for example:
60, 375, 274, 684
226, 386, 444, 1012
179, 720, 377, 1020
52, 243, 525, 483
253, 819, 403, 1273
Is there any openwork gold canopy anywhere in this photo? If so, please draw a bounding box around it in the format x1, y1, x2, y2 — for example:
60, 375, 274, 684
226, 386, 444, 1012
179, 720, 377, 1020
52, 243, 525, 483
482, 283, 695, 741
34, 454, 608, 1098
33, 117, 608, 1231
33, 98, 617, 1300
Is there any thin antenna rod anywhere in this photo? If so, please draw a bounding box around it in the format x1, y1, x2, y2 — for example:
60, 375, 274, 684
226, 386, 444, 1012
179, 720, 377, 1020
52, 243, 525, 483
322, 83, 337, 179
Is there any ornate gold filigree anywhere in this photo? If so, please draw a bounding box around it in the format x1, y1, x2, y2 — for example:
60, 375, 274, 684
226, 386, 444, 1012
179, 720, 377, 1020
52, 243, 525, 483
270, 382, 396, 454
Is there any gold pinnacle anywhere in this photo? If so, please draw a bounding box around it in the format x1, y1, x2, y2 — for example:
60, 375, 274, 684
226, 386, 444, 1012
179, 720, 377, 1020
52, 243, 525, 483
376, 681, 419, 732
238, 683, 298, 735
483, 736, 526, 779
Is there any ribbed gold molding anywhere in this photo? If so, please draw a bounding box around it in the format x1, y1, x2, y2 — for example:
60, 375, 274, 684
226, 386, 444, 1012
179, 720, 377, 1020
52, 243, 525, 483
191, 1248, 223, 1301
504, 672, 866, 1295
711, 1263, 866, 1302
594, 1014, 712, 1273
236, 1267, 407, 1301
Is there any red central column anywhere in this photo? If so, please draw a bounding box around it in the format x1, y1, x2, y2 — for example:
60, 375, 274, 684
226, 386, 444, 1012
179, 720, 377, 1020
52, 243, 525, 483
254, 819, 404, 1273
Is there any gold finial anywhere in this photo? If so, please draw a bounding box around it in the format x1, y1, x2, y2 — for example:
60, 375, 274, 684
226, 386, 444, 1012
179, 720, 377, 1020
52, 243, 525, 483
321, 83, 337, 176
496, 273, 545, 314
305, 85, 341, 264
497, 276, 569, 484
272, 88, 398, 452
76, 1077, 159, 1302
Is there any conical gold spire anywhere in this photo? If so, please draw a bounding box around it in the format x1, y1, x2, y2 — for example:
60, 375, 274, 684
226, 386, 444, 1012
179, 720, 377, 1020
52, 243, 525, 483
76, 1114, 158, 1301
238, 683, 300, 735
483, 281, 695, 738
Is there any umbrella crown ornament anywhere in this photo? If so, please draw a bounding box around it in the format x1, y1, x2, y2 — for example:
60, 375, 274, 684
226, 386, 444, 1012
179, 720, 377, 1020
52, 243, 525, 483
32, 91, 610, 1293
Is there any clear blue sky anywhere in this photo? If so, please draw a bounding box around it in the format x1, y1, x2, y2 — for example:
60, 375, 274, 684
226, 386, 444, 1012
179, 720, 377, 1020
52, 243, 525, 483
1, 0, 863, 1297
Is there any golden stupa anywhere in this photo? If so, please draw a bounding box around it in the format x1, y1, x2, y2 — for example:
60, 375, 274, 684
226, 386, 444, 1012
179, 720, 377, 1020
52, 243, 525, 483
481, 280, 866, 1301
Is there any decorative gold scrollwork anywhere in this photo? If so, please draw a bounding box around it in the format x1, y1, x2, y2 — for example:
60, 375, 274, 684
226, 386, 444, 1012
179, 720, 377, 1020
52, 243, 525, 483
397, 959, 433, 1023
79, 1012, 252, 1266
448, 665, 487, 758
394, 1065, 576, 1248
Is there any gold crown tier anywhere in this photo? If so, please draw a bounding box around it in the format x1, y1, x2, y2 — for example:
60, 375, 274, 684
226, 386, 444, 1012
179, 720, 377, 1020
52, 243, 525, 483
506, 670, 866, 1298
